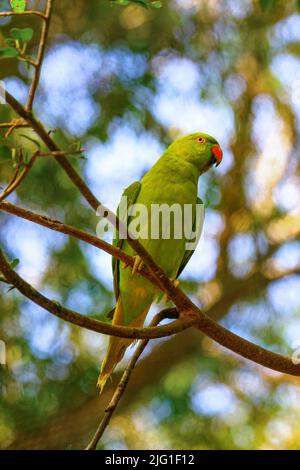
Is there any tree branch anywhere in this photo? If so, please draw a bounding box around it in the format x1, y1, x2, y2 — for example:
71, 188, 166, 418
0, 118, 29, 136
193, 319, 300, 377
1, 245, 300, 378
0, 152, 37, 203
85, 308, 178, 450
0, 248, 194, 340
0, 11, 46, 20
26, 0, 53, 111
0, 148, 82, 204
0, 201, 158, 287
1, 3, 300, 382
4, 90, 102, 211
0, 121, 29, 129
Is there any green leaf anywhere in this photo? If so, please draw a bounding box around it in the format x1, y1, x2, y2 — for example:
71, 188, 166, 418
10, 0, 27, 13
20, 134, 41, 149
0, 47, 19, 58
112, 0, 149, 7
10, 27, 34, 42
73, 140, 82, 152
9, 259, 20, 270
297, 0, 300, 11
0, 146, 11, 159
149, 1, 162, 8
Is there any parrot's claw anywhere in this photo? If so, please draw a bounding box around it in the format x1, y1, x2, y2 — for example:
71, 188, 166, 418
163, 279, 180, 303
122, 260, 130, 270
132, 255, 144, 276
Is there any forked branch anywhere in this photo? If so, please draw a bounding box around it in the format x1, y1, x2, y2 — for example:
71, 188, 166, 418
26, 0, 53, 111
1, 248, 300, 378
0, 248, 195, 340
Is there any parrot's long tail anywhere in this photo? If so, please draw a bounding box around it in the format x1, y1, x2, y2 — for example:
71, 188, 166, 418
97, 297, 149, 394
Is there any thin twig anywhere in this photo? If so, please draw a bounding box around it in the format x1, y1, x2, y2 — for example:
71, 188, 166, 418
85, 308, 179, 450
0, 121, 29, 130
14, 43, 37, 67
0, 55, 35, 67
5, 91, 101, 211
0, 156, 22, 190
16, 54, 37, 67
0, 152, 38, 203
0, 119, 29, 139
0, 149, 82, 203
36, 149, 84, 158
26, 0, 53, 111
0, 11, 46, 19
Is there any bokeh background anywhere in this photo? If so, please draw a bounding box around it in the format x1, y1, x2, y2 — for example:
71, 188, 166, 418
1, 0, 300, 450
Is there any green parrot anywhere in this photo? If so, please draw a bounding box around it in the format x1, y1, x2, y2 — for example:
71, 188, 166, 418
10, 0, 27, 12
98, 132, 223, 391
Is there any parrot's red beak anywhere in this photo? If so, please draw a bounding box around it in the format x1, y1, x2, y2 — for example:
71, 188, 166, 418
211, 145, 223, 167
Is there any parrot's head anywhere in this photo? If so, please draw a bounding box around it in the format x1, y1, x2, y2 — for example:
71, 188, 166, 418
170, 133, 223, 175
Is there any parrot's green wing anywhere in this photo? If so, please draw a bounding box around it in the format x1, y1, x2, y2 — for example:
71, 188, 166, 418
112, 181, 142, 299
176, 197, 205, 278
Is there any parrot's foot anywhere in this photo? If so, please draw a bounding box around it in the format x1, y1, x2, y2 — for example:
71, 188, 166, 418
163, 279, 180, 303
132, 255, 144, 276
122, 260, 130, 269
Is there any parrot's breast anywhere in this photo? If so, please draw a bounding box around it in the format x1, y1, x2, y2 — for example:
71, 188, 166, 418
129, 174, 197, 277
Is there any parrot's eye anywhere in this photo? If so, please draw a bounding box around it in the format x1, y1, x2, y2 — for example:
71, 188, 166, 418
196, 137, 205, 144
